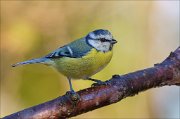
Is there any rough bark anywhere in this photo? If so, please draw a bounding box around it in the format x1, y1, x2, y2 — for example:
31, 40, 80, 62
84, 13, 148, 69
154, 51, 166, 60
3, 47, 180, 119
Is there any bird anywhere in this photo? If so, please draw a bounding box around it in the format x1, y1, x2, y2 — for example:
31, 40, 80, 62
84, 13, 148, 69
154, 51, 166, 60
12, 29, 117, 93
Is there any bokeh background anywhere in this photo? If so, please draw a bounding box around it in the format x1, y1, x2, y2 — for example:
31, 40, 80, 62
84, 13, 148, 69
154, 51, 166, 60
0, 1, 179, 118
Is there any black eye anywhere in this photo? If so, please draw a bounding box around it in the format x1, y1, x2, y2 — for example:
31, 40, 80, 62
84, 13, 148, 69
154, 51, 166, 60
100, 38, 107, 42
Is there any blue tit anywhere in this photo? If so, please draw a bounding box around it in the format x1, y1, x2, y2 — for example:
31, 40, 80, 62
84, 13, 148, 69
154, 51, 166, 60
12, 29, 117, 92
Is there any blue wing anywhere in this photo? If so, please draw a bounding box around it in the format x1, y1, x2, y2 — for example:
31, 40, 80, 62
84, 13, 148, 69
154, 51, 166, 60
45, 38, 93, 59
45, 46, 72, 58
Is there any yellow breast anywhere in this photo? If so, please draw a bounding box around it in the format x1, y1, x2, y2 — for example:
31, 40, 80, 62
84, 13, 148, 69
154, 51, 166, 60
53, 49, 113, 79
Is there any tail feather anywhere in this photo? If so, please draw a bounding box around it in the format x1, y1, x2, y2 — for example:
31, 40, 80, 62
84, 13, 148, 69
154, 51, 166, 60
12, 58, 51, 67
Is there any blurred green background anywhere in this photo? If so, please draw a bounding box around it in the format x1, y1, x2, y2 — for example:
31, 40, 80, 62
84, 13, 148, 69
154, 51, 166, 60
0, 1, 179, 118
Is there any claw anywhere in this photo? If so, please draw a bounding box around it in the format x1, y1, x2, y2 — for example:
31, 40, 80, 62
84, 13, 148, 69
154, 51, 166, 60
66, 90, 80, 107
112, 74, 120, 78
91, 81, 108, 87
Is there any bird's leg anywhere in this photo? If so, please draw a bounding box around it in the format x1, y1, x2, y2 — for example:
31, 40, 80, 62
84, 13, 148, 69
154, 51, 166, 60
86, 77, 108, 86
68, 77, 74, 92
66, 77, 80, 105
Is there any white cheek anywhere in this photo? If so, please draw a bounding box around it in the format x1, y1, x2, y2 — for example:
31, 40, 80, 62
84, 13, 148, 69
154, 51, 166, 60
88, 40, 110, 52
88, 40, 101, 49
102, 42, 111, 51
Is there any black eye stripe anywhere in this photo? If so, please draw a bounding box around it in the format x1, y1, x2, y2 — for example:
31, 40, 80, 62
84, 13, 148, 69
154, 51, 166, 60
99, 38, 110, 42
100, 38, 105, 42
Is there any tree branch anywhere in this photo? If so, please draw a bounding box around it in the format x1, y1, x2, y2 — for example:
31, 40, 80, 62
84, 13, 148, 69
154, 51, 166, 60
3, 47, 180, 119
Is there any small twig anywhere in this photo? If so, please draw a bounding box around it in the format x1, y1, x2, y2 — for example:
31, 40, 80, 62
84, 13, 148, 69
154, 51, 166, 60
3, 47, 180, 119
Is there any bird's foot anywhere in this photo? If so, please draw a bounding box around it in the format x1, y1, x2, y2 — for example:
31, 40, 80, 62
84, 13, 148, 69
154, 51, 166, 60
112, 74, 121, 78
92, 81, 108, 87
88, 78, 109, 87
66, 90, 80, 107
66, 90, 80, 102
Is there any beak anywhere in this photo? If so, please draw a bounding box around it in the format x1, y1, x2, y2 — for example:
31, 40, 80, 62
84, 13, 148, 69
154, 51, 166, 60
111, 39, 117, 44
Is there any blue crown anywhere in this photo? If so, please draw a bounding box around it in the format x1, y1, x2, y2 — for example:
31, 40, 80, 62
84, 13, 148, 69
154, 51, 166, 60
86, 29, 111, 40
93, 29, 111, 35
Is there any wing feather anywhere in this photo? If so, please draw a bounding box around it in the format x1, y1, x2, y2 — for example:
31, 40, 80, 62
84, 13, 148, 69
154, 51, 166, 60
45, 38, 92, 59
